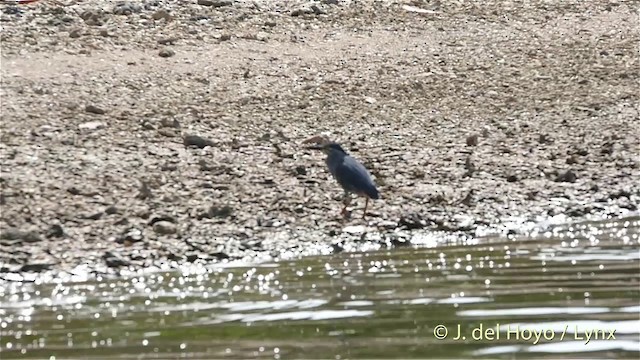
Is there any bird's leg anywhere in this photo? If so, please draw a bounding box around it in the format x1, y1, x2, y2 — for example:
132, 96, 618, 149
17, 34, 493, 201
341, 192, 352, 218
363, 197, 369, 219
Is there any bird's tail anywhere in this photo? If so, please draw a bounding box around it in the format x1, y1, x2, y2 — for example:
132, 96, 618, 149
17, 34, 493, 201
365, 184, 380, 200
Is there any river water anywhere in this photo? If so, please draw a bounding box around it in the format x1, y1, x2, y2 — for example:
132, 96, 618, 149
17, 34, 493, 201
1, 215, 639, 359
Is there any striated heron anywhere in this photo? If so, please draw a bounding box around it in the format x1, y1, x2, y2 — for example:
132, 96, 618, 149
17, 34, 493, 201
303, 135, 380, 219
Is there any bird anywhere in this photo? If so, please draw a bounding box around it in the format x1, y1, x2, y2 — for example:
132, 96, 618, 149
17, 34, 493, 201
303, 135, 380, 219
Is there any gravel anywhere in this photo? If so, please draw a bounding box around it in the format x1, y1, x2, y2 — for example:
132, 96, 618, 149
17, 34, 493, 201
1, 0, 638, 276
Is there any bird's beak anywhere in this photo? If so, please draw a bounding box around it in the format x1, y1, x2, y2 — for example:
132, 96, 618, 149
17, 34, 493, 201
306, 144, 324, 151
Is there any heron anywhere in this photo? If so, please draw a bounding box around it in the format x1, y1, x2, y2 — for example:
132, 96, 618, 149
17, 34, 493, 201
303, 135, 380, 219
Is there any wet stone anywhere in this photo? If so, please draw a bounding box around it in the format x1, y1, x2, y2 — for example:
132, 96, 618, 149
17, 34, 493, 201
388, 234, 410, 247
117, 228, 144, 243
103, 251, 128, 268
210, 252, 230, 260
398, 213, 428, 229
609, 189, 631, 200
186, 253, 200, 262
20, 263, 53, 273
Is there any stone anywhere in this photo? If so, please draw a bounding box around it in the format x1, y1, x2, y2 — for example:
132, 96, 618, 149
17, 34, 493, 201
85, 104, 106, 115
79, 121, 106, 130
555, 170, 577, 183
118, 228, 144, 243
103, 251, 129, 267
1, 228, 42, 243
152, 9, 172, 21
158, 48, 175, 58
466, 134, 479, 146
183, 134, 215, 148
69, 29, 82, 38
46, 224, 65, 238
198, 0, 233, 7
153, 221, 177, 235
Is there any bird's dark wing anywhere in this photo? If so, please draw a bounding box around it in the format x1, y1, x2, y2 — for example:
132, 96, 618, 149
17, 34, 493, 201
329, 155, 380, 199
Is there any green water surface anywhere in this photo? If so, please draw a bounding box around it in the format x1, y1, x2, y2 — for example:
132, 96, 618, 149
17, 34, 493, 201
1, 216, 639, 359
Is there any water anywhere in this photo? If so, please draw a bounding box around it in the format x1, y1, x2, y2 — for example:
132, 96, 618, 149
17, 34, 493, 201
1, 216, 639, 359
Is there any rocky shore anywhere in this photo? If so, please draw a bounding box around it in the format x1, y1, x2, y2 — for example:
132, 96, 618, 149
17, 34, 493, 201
1, 0, 638, 277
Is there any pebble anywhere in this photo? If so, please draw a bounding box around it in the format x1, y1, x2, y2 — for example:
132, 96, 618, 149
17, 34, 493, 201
103, 251, 129, 268
85, 104, 106, 115
158, 48, 175, 58
555, 170, 577, 183
46, 224, 65, 238
137, 181, 153, 200
78, 121, 106, 130
118, 228, 144, 243
20, 263, 52, 272
198, 0, 233, 7
538, 134, 551, 144
256, 31, 268, 42
158, 37, 178, 45
210, 252, 230, 260
398, 213, 428, 229
295, 165, 307, 176
183, 253, 199, 262
69, 29, 82, 38
506, 174, 519, 183
342, 225, 366, 234
160, 118, 180, 128
152, 9, 172, 21
466, 134, 479, 146
291, 6, 314, 16
105, 205, 119, 215
85, 211, 103, 220
158, 128, 178, 137
1, 228, 42, 243
183, 134, 215, 148
80, 10, 105, 26
153, 221, 177, 235
113, 2, 141, 16
198, 205, 233, 219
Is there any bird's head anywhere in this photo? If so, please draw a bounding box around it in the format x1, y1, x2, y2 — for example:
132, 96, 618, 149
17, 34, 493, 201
302, 135, 346, 155
308, 142, 347, 155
